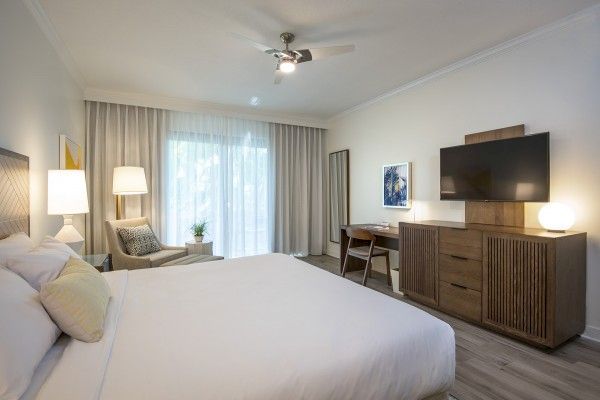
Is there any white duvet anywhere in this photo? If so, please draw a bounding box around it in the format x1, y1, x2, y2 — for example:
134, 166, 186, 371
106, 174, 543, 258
28, 254, 455, 400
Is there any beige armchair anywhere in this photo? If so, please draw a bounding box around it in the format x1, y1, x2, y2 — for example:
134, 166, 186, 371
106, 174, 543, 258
105, 217, 187, 271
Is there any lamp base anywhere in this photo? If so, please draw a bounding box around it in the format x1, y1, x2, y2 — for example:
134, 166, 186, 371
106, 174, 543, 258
115, 194, 123, 220
55, 215, 84, 253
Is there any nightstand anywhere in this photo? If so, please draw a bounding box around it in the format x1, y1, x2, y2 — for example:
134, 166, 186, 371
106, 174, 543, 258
185, 241, 213, 256
82, 253, 112, 273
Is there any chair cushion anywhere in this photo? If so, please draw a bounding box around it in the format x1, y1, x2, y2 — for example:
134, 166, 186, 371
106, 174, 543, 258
147, 249, 188, 267
117, 225, 161, 256
40, 257, 110, 343
348, 246, 389, 257
160, 254, 224, 267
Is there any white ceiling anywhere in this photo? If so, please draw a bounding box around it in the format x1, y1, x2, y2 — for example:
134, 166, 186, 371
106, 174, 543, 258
39, 0, 599, 120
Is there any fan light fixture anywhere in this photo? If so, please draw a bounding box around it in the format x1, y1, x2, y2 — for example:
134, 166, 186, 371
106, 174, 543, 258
279, 60, 296, 73
236, 32, 354, 84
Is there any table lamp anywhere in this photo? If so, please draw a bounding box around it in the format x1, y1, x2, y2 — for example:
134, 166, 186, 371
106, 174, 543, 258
48, 170, 89, 252
538, 202, 575, 233
112, 166, 148, 220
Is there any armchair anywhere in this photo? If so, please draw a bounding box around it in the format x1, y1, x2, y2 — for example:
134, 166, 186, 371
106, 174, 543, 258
105, 217, 187, 270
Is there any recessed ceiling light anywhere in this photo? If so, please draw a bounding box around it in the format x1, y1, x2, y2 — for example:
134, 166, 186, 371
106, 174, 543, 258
249, 96, 260, 106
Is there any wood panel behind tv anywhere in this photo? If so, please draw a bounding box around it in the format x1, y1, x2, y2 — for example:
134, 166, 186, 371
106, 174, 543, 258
464, 124, 525, 227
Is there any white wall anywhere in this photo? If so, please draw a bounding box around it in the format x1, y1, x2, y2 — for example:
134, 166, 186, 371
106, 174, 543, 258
327, 11, 600, 340
0, 0, 84, 243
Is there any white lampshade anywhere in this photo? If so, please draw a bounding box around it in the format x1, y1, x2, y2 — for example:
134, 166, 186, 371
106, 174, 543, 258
48, 170, 89, 215
113, 166, 148, 195
538, 202, 575, 232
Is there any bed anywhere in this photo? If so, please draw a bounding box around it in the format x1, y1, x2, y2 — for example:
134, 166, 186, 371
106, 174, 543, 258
22, 254, 454, 400
0, 147, 454, 400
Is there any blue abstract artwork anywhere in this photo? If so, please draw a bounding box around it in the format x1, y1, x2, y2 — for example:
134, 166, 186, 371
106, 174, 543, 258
383, 162, 411, 208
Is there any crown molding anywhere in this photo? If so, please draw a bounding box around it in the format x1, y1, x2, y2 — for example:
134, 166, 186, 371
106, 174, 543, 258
84, 88, 329, 129
22, 0, 86, 89
329, 3, 600, 122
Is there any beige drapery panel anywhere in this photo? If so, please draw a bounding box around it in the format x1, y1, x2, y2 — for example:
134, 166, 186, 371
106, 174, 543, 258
269, 123, 326, 256
84, 101, 166, 253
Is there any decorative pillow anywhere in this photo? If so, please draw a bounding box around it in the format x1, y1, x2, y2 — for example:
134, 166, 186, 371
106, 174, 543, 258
40, 258, 111, 343
0, 232, 35, 267
37, 236, 82, 259
0, 267, 61, 399
117, 224, 161, 256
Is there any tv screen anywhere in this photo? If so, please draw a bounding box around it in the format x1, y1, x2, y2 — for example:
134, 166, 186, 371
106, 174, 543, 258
440, 132, 549, 201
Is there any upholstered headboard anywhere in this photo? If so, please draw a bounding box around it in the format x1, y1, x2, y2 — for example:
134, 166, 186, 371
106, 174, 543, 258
0, 147, 29, 238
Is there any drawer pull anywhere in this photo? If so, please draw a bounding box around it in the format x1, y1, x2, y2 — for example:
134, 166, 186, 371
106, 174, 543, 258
450, 282, 468, 290
451, 255, 469, 261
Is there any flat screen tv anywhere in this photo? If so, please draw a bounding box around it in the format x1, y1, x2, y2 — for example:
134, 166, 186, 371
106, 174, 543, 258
440, 132, 549, 201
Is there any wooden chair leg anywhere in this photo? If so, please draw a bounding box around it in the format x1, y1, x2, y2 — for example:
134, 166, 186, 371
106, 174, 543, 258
341, 253, 349, 277
362, 255, 372, 286
385, 253, 391, 286
341, 239, 352, 277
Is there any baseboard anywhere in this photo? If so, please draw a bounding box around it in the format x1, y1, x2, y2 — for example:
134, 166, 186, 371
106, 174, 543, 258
582, 325, 600, 343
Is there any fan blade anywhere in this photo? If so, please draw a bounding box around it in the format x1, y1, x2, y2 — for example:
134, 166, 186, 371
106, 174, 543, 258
274, 67, 284, 84
232, 33, 278, 54
295, 45, 355, 63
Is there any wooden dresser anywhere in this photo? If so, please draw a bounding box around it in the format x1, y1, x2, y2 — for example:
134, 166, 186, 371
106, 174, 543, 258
399, 220, 586, 348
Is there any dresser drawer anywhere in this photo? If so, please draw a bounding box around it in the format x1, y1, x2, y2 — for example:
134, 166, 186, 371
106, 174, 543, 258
439, 227, 482, 260
439, 281, 482, 322
439, 254, 482, 291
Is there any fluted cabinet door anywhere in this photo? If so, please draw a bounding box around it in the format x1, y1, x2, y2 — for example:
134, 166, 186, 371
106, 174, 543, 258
399, 224, 438, 307
482, 233, 551, 346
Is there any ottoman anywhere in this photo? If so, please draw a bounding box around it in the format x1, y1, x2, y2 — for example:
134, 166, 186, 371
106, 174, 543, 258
160, 254, 224, 267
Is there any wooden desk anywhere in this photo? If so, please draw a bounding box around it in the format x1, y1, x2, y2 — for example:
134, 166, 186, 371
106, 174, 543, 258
339, 224, 399, 273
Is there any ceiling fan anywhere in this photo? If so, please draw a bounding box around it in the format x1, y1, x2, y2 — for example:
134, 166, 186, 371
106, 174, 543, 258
239, 32, 355, 84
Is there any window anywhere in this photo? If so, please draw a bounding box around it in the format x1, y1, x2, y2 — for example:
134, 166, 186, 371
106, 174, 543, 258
164, 114, 271, 258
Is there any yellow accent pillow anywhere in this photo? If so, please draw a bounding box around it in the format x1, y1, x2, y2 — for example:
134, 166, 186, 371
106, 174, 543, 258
40, 257, 111, 342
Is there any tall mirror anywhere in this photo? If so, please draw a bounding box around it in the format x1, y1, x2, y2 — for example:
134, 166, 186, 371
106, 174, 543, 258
329, 150, 349, 243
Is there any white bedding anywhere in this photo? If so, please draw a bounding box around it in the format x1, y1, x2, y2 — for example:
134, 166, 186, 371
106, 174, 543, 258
27, 254, 455, 400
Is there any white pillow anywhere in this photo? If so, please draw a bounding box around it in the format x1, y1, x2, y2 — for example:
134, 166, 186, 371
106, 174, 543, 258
4, 236, 81, 292
37, 236, 82, 259
5, 249, 70, 292
0, 267, 61, 399
0, 232, 35, 267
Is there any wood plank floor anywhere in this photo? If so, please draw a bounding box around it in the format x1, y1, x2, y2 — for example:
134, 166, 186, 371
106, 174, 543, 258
299, 254, 600, 400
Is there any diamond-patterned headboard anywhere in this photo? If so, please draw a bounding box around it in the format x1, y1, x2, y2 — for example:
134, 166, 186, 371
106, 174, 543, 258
0, 148, 29, 239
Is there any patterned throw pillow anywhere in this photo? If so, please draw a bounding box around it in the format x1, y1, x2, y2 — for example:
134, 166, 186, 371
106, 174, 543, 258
117, 225, 161, 256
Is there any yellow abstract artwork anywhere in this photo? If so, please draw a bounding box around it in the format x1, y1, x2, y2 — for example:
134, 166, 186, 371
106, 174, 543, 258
59, 135, 82, 170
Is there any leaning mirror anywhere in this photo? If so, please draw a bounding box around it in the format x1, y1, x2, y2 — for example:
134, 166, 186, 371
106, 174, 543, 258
329, 150, 349, 243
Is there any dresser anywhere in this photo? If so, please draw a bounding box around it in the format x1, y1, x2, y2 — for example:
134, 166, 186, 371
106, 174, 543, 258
399, 220, 586, 348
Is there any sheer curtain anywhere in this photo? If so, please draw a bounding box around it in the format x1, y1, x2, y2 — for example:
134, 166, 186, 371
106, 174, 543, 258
165, 112, 270, 258
85, 101, 167, 253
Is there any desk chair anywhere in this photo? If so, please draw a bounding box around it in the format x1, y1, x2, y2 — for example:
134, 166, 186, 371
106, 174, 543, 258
341, 227, 391, 286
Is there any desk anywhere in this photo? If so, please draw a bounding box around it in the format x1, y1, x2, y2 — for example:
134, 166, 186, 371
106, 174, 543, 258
339, 224, 399, 273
